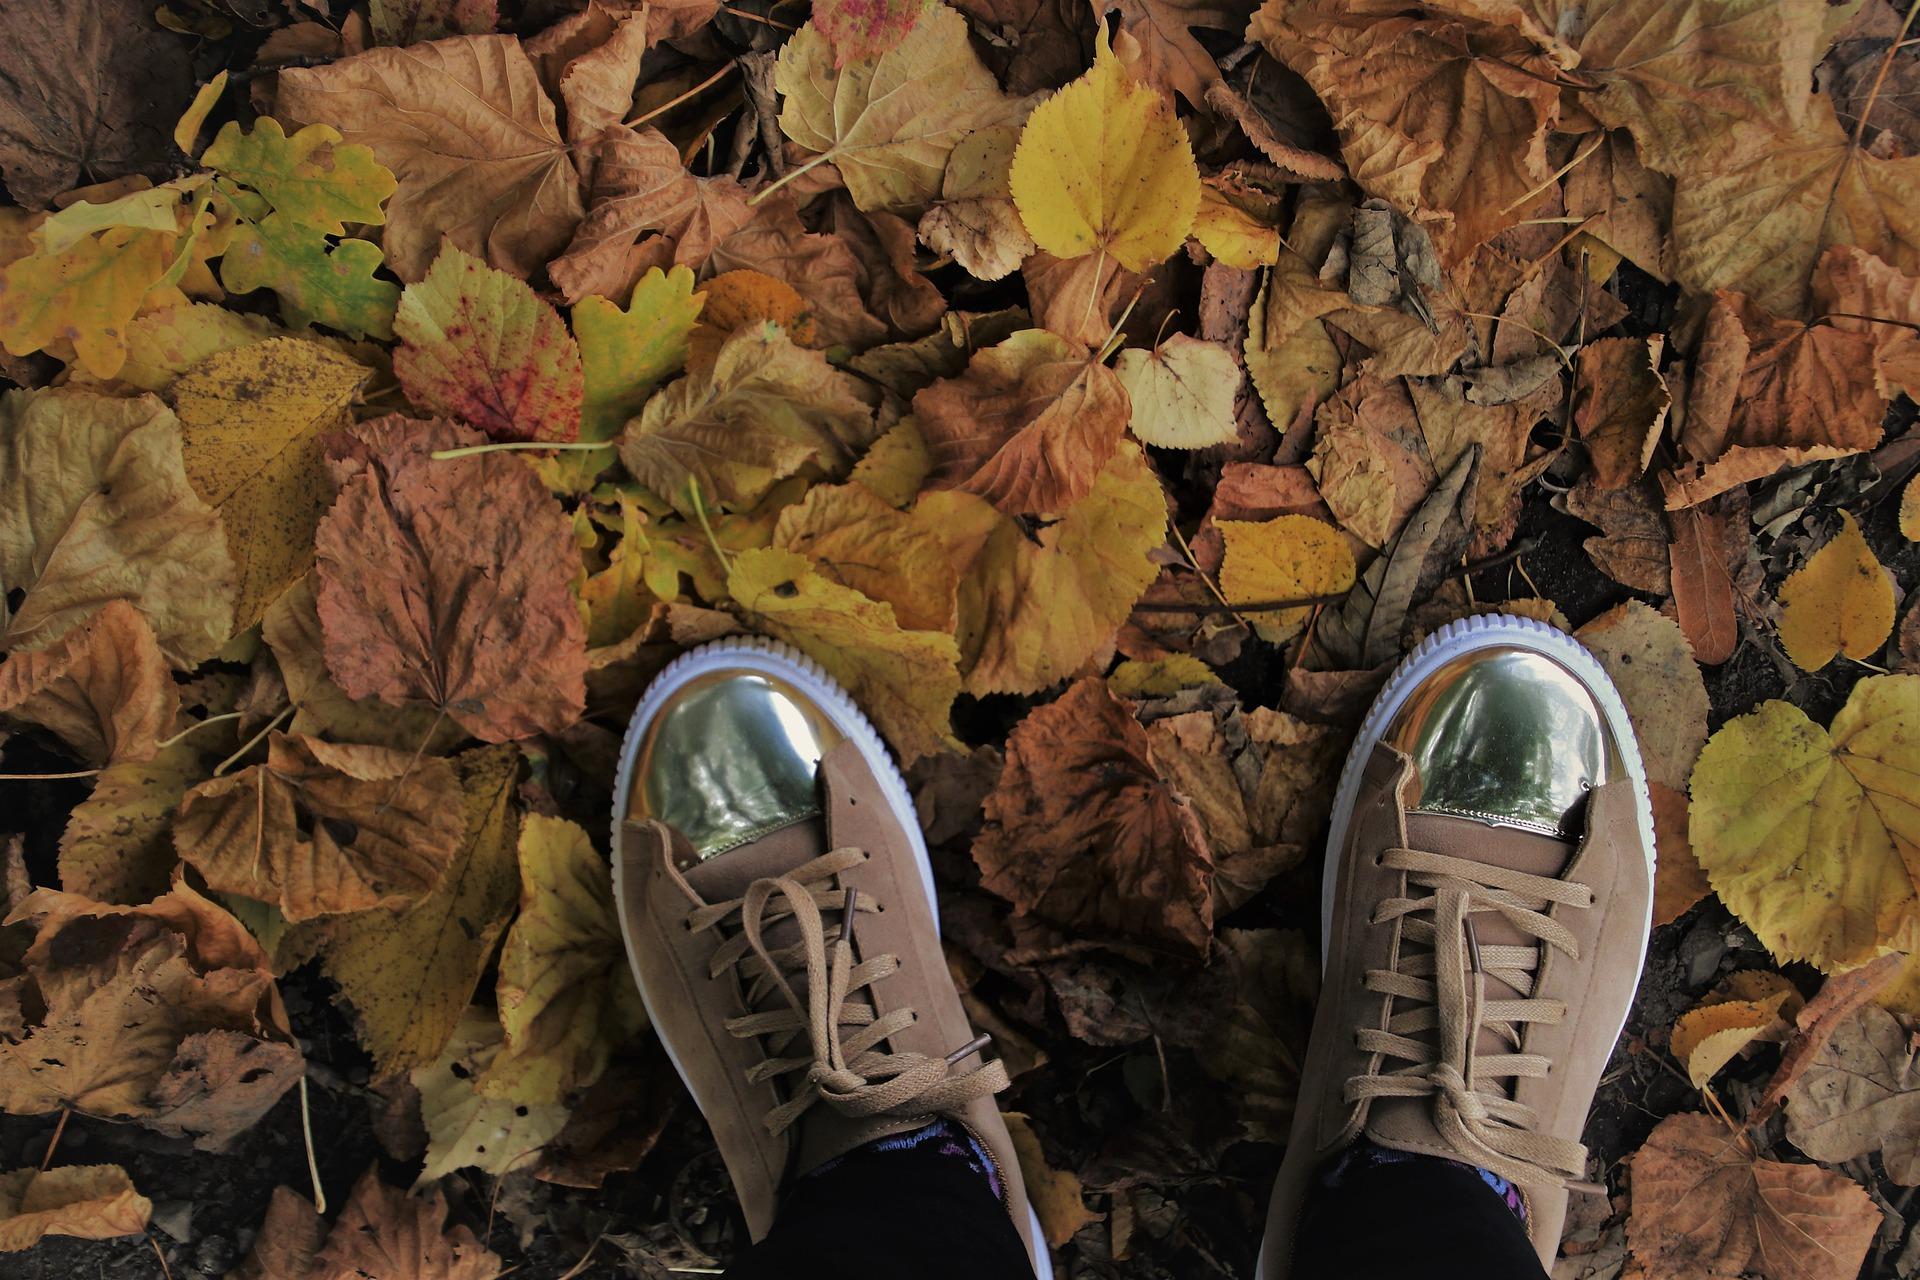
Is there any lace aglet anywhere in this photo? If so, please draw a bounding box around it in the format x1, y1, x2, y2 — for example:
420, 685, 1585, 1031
1463, 916, 1483, 974
840, 887, 859, 952
945, 1033, 991, 1066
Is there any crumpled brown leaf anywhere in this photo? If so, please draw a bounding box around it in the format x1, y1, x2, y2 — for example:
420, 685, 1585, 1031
1783, 1002, 1919, 1184
315, 415, 587, 743
973, 677, 1214, 961
709, 194, 888, 350
0, 599, 177, 766
1573, 335, 1670, 490
0, 1165, 151, 1251
314, 1166, 502, 1280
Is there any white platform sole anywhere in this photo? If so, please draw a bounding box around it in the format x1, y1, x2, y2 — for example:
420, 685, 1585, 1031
1257, 613, 1658, 1280
610, 636, 1056, 1280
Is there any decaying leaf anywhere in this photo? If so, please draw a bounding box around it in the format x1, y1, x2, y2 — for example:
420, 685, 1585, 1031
313, 1167, 502, 1280
0, 1165, 151, 1251
1783, 1002, 1919, 1184
0, 599, 178, 767
1573, 336, 1669, 491
414, 1007, 569, 1183
1574, 602, 1708, 793
1668, 984, 1794, 1089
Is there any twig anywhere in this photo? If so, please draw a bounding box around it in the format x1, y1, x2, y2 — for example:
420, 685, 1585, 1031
299, 1074, 327, 1215
1458, 311, 1575, 373
0, 768, 100, 780
627, 60, 739, 130
149, 1233, 176, 1280
1850, 0, 1920, 150
39, 1107, 69, 1170
721, 3, 797, 28
1818, 310, 1920, 335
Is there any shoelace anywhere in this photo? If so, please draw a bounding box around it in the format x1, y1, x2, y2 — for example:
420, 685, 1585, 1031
685, 845, 1009, 1137
1346, 845, 1594, 1189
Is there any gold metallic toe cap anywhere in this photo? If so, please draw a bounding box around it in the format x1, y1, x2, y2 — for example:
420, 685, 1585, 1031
1383, 645, 1622, 838
625, 669, 844, 861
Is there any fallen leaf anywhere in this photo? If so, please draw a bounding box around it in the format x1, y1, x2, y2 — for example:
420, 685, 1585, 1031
1668, 503, 1738, 666
813, 0, 924, 63
1304, 374, 1435, 550
1627, 1112, 1879, 1280
414, 1008, 569, 1182
777, 1, 1017, 213
708, 193, 886, 350
1010, 28, 1197, 271
58, 743, 209, 904
1021, 249, 1141, 348
370, 0, 497, 45
1669, 987, 1794, 1088
394, 243, 582, 444
1406, 376, 1553, 554
1650, 781, 1710, 927
0, 1166, 151, 1251
313, 1167, 502, 1280
1720, 293, 1887, 455
1202, 927, 1317, 1143
728, 546, 962, 764
1777, 511, 1895, 672
322, 745, 522, 1077
229, 1186, 324, 1280
1574, 336, 1670, 490
480, 815, 646, 1104
171, 338, 370, 632
1005, 1112, 1101, 1248
973, 676, 1213, 959
218, 211, 402, 341
175, 732, 465, 922
0, 219, 177, 380
276, 35, 585, 281
1815, 244, 1920, 402
1689, 675, 1920, 975
621, 322, 875, 515
1218, 516, 1355, 645
72, 303, 280, 394
914, 328, 1130, 515
1114, 335, 1240, 450
917, 125, 1034, 283
316, 414, 587, 742
1109, 654, 1222, 698
0, 387, 236, 666
0, 600, 177, 766
1244, 256, 1342, 436
1191, 185, 1281, 270
1574, 602, 1709, 793
144, 1028, 305, 1150
773, 482, 958, 632
1783, 1001, 1919, 1184
201, 118, 395, 234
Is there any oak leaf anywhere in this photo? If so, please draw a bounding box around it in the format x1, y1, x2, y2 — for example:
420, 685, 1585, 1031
972, 676, 1213, 959
217, 211, 401, 341
0, 388, 235, 666
1783, 1003, 1920, 1184
776, 1, 1016, 213
313, 1168, 502, 1280
394, 244, 582, 444
913, 328, 1130, 515
175, 733, 466, 923
1114, 335, 1240, 450
0, 600, 177, 767
415, 1008, 569, 1182
921, 443, 1165, 695
0, 1166, 151, 1252
620, 322, 875, 516
171, 338, 371, 632
1627, 1112, 1878, 1280
276, 35, 585, 281
201, 118, 395, 234
1777, 511, 1895, 672
315, 415, 587, 742
1689, 675, 1920, 975
74, 303, 282, 394
1009, 27, 1199, 271
321, 746, 522, 1077
1218, 516, 1356, 645
478, 815, 646, 1104
728, 546, 962, 764
1574, 602, 1708, 793
772, 482, 958, 633
0, 221, 176, 380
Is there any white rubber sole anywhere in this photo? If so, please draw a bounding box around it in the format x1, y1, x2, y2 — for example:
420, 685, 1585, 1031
609, 637, 1056, 1280
1255, 613, 1657, 1280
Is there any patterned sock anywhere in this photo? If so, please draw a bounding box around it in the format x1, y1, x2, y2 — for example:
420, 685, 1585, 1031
801, 1118, 1005, 1203
1318, 1139, 1528, 1224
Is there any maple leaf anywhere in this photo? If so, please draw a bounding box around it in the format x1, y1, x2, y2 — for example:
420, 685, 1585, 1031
532, 12, 650, 148
1784, 1003, 1920, 1184
1219, 516, 1356, 645
0, 0, 193, 208
1009, 26, 1200, 272
1573, 336, 1669, 490
276, 35, 585, 281
201, 118, 395, 235
1777, 511, 1895, 672
913, 328, 1130, 516
1627, 1113, 1879, 1280
1249, 6, 1559, 261
218, 211, 401, 341
1114, 335, 1240, 450
313, 1168, 502, 1280
1573, 602, 1709, 793
0, 1166, 151, 1252
917, 125, 1035, 283
1099, 0, 1251, 108
394, 244, 582, 444
1689, 675, 1920, 975
171, 338, 371, 632
921, 443, 1165, 695
728, 546, 963, 763
0, 600, 177, 767
175, 732, 466, 923
415, 1008, 569, 1181
321, 745, 521, 1077
973, 676, 1214, 959
0, 388, 236, 666
776, 1, 1017, 213
772, 482, 959, 632
478, 815, 646, 1104
315, 415, 587, 742
620, 322, 875, 516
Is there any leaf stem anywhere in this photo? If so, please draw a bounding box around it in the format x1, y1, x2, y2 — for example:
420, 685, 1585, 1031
430, 441, 616, 461
689, 480, 734, 576
213, 706, 292, 777
1851, 0, 1920, 150
299, 1074, 327, 1215
721, 4, 798, 29
154, 710, 243, 750
39, 1107, 69, 1170
1501, 134, 1605, 214
748, 150, 835, 207
628, 60, 740, 130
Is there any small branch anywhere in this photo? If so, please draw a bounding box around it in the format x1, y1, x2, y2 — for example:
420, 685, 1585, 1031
628, 60, 739, 130
1818, 310, 1920, 335
1501, 133, 1605, 214
39, 1107, 69, 1170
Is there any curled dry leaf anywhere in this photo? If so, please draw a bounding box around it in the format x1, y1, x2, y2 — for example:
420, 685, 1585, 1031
0, 599, 178, 767
1668, 984, 1794, 1089
1573, 336, 1669, 491
1776, 511, 1895, 672
0, 1165, 151, 1252
314, 1167, 502, 1280
1667, 503, 1738, 666
315, 414, 587, 742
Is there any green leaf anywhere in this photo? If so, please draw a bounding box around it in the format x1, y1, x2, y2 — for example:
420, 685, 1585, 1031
219, 212, 400, 340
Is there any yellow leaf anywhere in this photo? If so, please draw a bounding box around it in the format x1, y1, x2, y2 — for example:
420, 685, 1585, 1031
171, 338, 371, 634
1669, 989, 1793, 1089
0, 1166, 151, 1252
322, 745, 523, 1076
576, 497, 659, 648
1574, 601, 1709, 793
33, 184, 189, 257
202, 117, 395, 234
1689, 675, 1920, 975
173, 72, 228, 159
479, 815, 647, 1105
1004, 1113, 1100, 1249
77, 303, 285, 393
772, 482, 958, 632
1191, 185, 1280, 269
848, 416, 933, 508
1114, 334, 1240, 450
1901, 473, 1920, 542
1108, 654, 1222, 698
728, 546, 962, 764
413, 1008, 568, 1184
0, 224, 174, 379
1009, 25, 1201, 272
920, 443, 1165, 696
1777, 512, 1894, 671
1219, 515, 1356, 645
1245, 255, 1341, 433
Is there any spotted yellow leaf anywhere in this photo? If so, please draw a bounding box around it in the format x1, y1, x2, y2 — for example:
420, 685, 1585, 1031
1777, 511, 1894, 671
1219, 515, 1356, 645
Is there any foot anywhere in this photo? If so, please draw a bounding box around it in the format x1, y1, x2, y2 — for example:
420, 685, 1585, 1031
611, 638, 1048, 1278
1259, 615, 1655, 1277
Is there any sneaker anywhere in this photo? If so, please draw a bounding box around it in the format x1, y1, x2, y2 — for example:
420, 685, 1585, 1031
1258, 615, 1655, 1277
611, 638, 1051, 1278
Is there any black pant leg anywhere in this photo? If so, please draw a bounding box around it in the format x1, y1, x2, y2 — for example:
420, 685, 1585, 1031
1291, 1156, 1549, 1280
723, 1133, 1036, 1280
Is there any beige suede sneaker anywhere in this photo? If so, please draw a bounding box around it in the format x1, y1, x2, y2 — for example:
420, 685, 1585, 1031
1259, 614, 1656, 1278
611, 638, 1050, 1278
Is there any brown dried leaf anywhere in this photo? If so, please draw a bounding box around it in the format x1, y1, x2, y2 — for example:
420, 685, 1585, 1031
1814, 244, 1920, 402
313, 1167, 501, 1280
0, 600, 176, 766
708, 193, 886, 350
1650, 781, 1710, 927
1564, 478, 1671, 595
1573, 336, 1670, 490
1576, 602, 1708, 792
229, 1186, 324, 1280
0, 1165, 151, 1251
1784, 1002, 1919, 1184
1668, 504, 1738, 666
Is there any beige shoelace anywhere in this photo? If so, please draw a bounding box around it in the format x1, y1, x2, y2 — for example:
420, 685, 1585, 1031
1346, 845, 1594, 1189
685, 845, 1008, 1137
